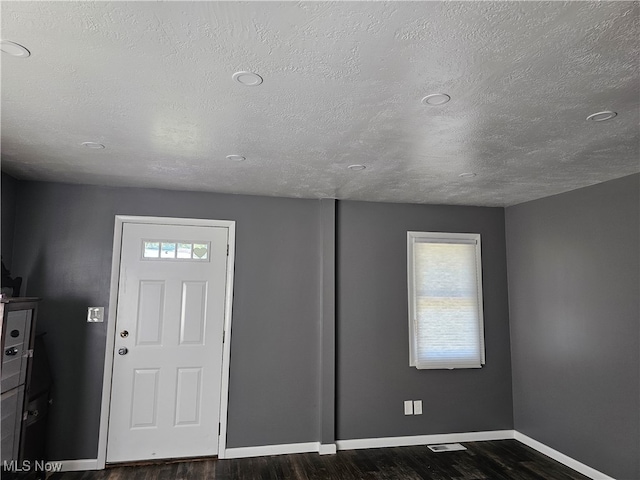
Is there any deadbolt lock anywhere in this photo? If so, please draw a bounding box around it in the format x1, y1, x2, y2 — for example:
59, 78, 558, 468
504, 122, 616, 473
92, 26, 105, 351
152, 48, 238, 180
120, 330, 129, 338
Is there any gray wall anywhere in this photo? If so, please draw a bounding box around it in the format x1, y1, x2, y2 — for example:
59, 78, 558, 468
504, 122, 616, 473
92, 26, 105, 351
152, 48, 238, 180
15, 174, 634, 475
11, 181, 321, 460
336, 201, 513, 440
505, 174, 640, 479
1, 172, 19, 270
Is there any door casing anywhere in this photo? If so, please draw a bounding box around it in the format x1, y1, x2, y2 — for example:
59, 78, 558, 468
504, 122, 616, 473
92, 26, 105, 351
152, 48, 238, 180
97, 216, 236, 468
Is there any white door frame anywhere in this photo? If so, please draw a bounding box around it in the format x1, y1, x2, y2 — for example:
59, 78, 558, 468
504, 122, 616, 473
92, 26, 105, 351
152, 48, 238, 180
97, 216, 236, 468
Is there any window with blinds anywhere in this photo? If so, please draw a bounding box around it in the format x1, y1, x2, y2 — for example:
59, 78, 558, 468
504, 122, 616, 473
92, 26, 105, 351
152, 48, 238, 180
407, 232, 485, 369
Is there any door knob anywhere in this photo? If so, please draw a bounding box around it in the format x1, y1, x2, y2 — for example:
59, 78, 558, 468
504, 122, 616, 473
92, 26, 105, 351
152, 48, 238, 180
120, 330, 129, 338
118, 347, 128, 355
5, 347, 18, 356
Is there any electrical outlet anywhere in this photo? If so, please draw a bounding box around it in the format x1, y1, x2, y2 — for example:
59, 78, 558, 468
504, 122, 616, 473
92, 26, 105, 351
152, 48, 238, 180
87, 307, 104, 323
413, 400, 423, 415
404, 400, 413, 415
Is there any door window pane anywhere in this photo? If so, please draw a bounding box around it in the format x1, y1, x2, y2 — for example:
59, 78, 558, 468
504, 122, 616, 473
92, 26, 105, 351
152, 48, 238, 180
160, 243, 176, 258
143, 242, 160, 258
177, 243, 192, 259
192, 244, 208, 260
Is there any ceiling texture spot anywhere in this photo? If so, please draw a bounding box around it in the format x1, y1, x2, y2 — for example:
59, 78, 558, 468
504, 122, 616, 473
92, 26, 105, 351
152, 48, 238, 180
1, 1, 638, 206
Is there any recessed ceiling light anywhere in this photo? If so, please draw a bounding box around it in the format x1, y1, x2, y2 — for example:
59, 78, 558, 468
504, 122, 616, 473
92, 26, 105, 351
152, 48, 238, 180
0, 40, 30, 57
226, 154, 246, 162
348, 164, 366, 171
232, 71, 263, 87
421, 93, 451, 106
458, 172, 476, 178
586, 111, 617, 122
81, 142, 105, 149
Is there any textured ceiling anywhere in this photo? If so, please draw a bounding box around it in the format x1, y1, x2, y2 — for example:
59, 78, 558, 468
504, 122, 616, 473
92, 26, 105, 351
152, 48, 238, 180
1, 1, 638, 206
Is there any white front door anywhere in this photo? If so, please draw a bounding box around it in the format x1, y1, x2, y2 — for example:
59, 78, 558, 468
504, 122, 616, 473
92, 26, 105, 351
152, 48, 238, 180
106, 222, 229, 463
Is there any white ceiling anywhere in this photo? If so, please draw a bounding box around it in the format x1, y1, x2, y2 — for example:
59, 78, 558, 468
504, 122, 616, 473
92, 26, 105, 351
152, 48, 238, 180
1, 1, 638, 207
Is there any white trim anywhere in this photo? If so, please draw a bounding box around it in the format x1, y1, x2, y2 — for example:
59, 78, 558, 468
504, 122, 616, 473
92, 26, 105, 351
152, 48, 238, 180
319, 443, 337, 455
59, 459, 100, 472
96, 218, 126, 469
514, 432, 615, 480
56, 431, 617, 480
97, 216, 236, 468
112, 216, 236, 228
224, 442, 320, 459
216, 222, 236, 459
336, 430, 615, 479
336, 430, 514, 451
406, 231, 485, 369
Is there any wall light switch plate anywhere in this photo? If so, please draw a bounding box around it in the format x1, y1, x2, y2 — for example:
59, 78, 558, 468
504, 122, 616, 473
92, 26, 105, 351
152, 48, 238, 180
413, 400, 423, 415
404, 400, 413, 415
87, 307, 104, 323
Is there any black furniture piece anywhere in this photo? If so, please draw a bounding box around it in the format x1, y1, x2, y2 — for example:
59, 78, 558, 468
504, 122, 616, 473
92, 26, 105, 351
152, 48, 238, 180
1, 297, 41, 478
22, 333, 53, 465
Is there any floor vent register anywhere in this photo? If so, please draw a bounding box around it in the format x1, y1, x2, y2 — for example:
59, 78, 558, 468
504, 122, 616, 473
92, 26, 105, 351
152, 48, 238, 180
427, 443, 468, 453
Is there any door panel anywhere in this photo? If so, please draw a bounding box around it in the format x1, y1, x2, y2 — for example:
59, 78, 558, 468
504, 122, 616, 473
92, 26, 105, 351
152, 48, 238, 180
131, 369, 160, 428
107, 222, 228, 463
136, 281, 165, 345
175, 368, 202, 425
179, 281, 207, 345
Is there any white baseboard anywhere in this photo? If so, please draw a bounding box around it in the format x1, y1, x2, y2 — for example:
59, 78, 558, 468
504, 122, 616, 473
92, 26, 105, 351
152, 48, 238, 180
319, 443, 337, 455
59, 459, 100, 472
223, 432, 514, 459
514, 432, 615, 480
223, 442, 320, 459
54, 431, 617, 480
336, 430, 515, 451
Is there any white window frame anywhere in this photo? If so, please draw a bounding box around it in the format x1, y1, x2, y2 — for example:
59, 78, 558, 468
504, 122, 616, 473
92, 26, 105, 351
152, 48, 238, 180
407, 231, 485, 369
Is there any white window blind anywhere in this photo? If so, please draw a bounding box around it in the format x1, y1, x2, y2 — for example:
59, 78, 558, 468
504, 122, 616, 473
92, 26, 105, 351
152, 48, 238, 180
407, 232, 485, 369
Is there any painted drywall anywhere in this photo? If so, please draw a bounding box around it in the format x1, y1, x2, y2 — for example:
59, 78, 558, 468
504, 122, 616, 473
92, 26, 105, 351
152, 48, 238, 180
506, 174, 640, 479
319, 199, 336, 446
1, 172, 19, 270
336, 201, 513, 440
10, 181, 321, 460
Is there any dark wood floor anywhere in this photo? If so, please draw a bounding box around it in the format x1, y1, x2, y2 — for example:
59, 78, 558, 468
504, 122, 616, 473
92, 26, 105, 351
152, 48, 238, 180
49, 440, 590, 480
